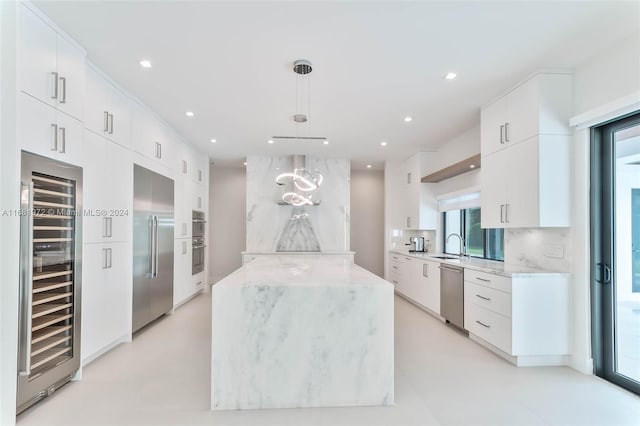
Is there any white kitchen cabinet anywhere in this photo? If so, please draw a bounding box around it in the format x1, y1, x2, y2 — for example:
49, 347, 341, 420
481, 134, 570, 228
19, 92, 83, 166
83, 130, 132, 244
401, 153, 437, 230
174, 176, 192, 239
480, 72, 572, 156
131, 102, 176, 169
18, 4, 85, 121
82, 241, 131, 362
173, 239, 194, 306
389, 253, 441, 315
463, 269, 570, 366
85, 65, 130, 148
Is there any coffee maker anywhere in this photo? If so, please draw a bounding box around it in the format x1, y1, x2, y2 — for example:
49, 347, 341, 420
405, 237, 426, 252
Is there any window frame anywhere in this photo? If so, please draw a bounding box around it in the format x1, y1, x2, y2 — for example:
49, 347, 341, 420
442, 208, 504, 261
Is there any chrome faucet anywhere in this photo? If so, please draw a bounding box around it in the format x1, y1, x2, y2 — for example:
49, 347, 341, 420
446, 233, 467, 257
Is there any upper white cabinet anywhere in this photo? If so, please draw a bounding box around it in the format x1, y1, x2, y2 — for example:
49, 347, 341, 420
481, 72, 572, 156
481, 72, 572, 229
19, 92, 83, 166
85, 66, 131, 148
402, 153, 437, 230
19, 4, 85, 121
83, 130, 132, 244
131, 103, 175, 169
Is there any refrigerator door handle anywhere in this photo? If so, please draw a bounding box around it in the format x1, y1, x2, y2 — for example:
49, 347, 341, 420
18, 182, 34, 376
149, 216, 156, 278
153, 216, 159, 277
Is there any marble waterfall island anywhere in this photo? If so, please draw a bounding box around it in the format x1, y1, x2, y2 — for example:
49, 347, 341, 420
211, 255, 394, 410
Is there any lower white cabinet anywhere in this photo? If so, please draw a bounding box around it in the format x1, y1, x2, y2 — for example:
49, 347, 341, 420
82, 241, 131, 362
173, 239, 195, 306
463, 269, 570, 366
389, 253, 440, 315
19, 92, 83, 166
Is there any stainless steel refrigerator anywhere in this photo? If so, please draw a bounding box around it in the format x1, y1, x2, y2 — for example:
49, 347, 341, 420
17, 152, 83, 413
132, 165, 174, 333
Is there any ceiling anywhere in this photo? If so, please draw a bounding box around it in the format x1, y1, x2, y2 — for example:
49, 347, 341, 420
35, 1, 640, 166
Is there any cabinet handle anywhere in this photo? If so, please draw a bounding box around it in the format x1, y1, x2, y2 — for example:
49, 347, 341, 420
50, 72, 58, 99
407, 172, 412, 184
102, 248, 109, 269
108, 113, 114, 135
108, 248, 113, 268
404, 257, 411, 261
392, 265, 398, 269
392, 256, 398, 260
103, 111, 109, 132
50, 124, 58, 151
505, 203, 510, 223
505, 122, 510, 142
102, 217, 108, 238
182, 240, 187, 255
108, 217, 113, 237
500, 124, 505, 144
392, 280, 398, 285
159, 143, 162, 159
59, 76, 66, 103
182, 223, 187, 236
198, 170, 202, 182
407, 216, 411, 228
475, 320, 491, 328
182, 160, 188, 174
475, 294, 491, 301
58, 127, 66, 153
500, 204, 504, 223
476, 277, 491, 283
423, 263, 428, 277
198, 196, 202, 209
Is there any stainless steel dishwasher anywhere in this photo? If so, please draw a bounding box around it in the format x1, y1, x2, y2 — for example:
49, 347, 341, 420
440, 264, 464, 329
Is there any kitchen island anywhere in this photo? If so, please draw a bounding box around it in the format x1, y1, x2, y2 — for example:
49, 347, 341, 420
211, 255, 394, 410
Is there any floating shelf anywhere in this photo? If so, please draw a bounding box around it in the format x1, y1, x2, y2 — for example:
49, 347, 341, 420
421, 154, 481, 183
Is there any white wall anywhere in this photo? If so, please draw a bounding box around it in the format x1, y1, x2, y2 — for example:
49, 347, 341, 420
245, 156, 350, 253
350, 169, 385, 277
0, 2, 19, 423
209, 164, 246, 284
569, 30, 640, 374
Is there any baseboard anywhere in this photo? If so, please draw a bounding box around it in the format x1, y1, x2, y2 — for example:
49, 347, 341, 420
469, 333, 570, 367
569, 355, 594, 375
394, 290, 446, 323
81, 334, 130, 368
173, 288, 204, 310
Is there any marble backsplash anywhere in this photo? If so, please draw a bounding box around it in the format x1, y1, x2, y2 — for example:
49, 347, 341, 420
389, 229, 436, 252
504, 228, 572, 272
246, 156, 350, 252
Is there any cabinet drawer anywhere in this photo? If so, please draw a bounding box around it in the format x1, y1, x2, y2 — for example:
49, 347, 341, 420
465, 302, 512, 354
465, 281, 511, 318
464, 269, 511, 293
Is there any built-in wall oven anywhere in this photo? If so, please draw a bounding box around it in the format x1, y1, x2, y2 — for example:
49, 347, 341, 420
192, 211, 206, 275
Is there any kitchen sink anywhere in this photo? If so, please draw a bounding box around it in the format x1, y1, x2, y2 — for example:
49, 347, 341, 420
430, 255, 459, 260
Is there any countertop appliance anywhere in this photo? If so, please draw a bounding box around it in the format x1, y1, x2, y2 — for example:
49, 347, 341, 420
192, 210, 206, 275
440, 263, 464, 330
132, 165, 174, 333
405, 237, 426, 252
17, 152, 83, 413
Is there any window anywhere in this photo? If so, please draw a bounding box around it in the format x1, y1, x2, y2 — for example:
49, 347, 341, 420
443, 207, 504, 261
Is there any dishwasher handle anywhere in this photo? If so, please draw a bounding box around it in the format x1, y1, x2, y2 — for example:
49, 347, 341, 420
439, 265, 463, 273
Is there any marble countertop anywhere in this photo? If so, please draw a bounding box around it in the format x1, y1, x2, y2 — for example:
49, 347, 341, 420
218, 255, 391, 288
389, 250, 570, 277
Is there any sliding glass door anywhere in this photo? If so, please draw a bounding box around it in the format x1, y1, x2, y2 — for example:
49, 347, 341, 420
592, 112, 640, 395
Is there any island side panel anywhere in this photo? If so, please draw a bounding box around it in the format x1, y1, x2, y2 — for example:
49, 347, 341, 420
211, 283, 394, 410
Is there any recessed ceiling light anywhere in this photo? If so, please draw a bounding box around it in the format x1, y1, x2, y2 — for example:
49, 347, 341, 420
185, 111, 194, 117
470, 164, 476, 169
139, 59, 152, 68
367, 164, 372, 169
243, 161, 247, 166
210, 139, 216, 143
268, 140, 274, 144
323, 140, 329, 145
404, 116, 412, 123
445, 72, 457, 80
380, 141, 388, 147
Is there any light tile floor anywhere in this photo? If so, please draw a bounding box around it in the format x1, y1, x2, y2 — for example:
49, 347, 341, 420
17, 292, 640, 426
